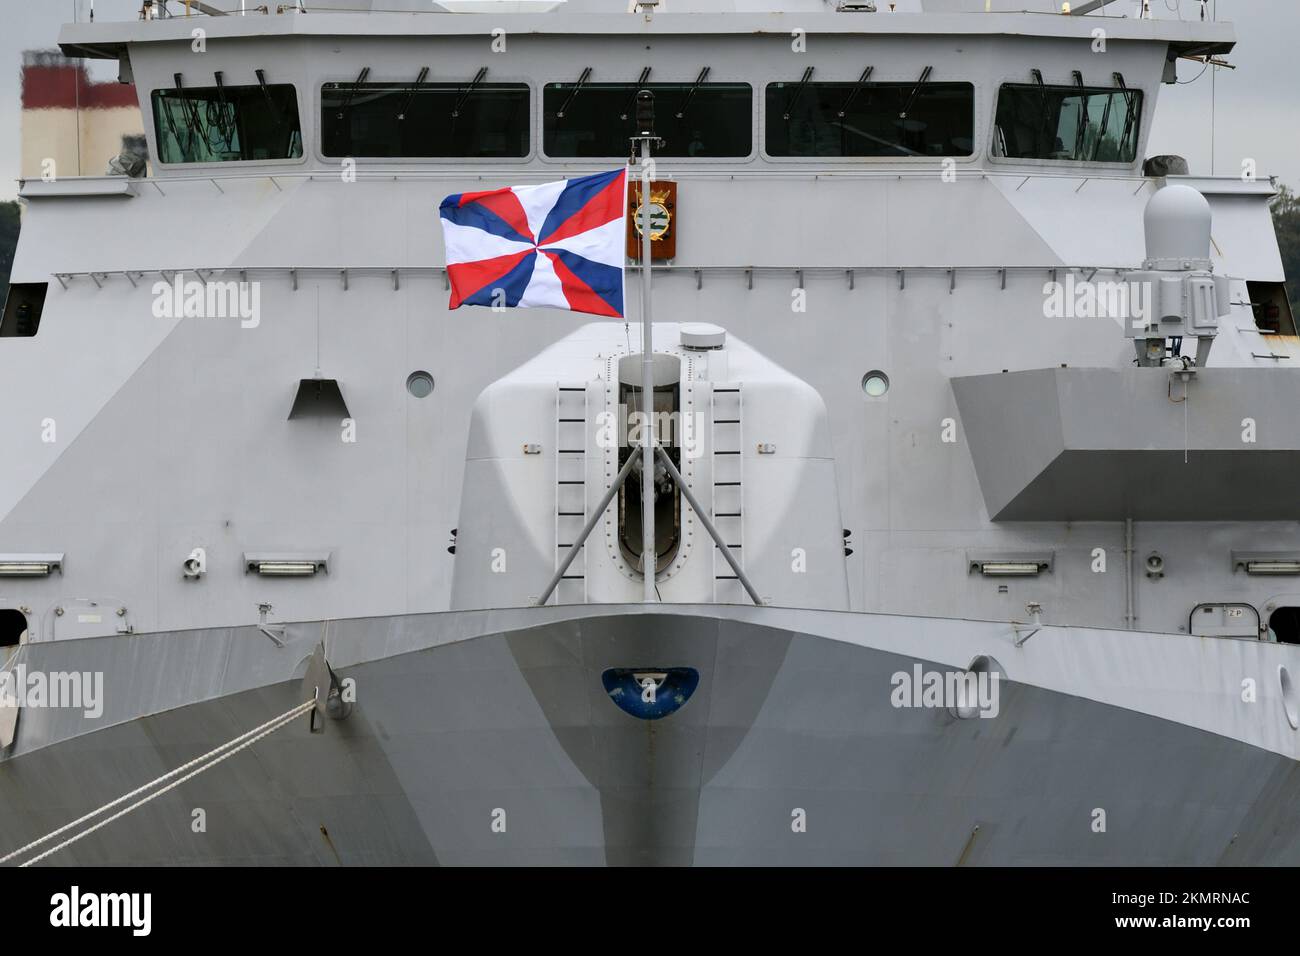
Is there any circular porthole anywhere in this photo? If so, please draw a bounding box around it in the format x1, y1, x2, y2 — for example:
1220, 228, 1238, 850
406, 371, 435, 398
861, 371, 890, 398
1280, 666, 1299, 730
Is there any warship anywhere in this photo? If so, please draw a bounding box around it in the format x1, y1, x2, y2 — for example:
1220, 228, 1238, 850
1, 0, 1298, 866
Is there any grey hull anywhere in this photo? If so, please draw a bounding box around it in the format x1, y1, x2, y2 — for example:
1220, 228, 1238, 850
2, 605, 1299, 865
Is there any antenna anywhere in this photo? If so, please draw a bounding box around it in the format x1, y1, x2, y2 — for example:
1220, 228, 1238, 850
1210, 0, 1216, 173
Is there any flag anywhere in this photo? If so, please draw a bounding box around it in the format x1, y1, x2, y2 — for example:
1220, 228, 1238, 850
439, 168, 627, 318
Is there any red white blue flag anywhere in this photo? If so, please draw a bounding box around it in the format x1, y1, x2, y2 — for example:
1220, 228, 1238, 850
439, 168, 627, 318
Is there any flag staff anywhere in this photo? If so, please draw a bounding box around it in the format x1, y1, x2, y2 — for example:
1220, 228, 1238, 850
632, 90, 662, 603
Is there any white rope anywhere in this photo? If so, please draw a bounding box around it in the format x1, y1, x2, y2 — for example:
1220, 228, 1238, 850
1, 639, 28, 673
2, 697, 315, 867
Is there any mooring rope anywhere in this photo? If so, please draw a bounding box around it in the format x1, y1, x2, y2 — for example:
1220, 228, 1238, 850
1, 697, 315, 867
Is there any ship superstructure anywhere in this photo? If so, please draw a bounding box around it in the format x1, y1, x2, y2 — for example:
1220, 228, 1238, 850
1, 0, 1299, 866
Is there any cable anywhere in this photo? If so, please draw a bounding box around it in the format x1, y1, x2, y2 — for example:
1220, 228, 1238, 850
1177, 61, 1210, 84
1, 698, 314, 866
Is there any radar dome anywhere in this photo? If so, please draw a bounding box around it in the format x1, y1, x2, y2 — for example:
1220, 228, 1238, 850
1143, 184, 1212, 270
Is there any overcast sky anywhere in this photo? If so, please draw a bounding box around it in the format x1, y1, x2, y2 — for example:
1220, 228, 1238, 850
2, 0, 1297, 198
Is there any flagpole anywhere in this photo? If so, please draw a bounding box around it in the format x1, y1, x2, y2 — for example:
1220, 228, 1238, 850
634, 90, 660, 604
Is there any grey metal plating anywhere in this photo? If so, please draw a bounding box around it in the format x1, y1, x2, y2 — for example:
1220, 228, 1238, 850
1, 0, 1297, 865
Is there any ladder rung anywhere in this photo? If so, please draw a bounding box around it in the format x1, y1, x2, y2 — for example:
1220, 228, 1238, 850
713, 380, 741, 603
557, 376, 587, 600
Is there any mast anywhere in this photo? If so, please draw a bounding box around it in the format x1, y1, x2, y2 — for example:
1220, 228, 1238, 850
633, 89, 661, 603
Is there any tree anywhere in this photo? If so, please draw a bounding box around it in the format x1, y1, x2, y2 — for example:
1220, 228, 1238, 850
0, 201, 20, 307
1272, 184, 1300, 311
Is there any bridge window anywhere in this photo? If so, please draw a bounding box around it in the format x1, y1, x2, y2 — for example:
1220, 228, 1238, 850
765, 80, 974, 157
993, 84, 1143, 163
152, 81, 301, 164
544, 82, 752, 158
322, 82, 529, 158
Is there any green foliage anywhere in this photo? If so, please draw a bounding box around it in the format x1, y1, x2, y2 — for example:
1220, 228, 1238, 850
1273, 184, 1300, 310
0, 201, 20, 306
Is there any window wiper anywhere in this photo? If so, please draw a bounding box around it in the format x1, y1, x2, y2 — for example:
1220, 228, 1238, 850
898, 65, 932, 121
556, 67, 592, 120
1089, 76, 1115, 161
451, 67, 488, 119
620, 67, 652, 121
783, 66, 814, 121
1030, 68, 1051, 157
676, 67, 711, 120
397, 67, 429, 121
836, 66, 874, 118
1072, 70, 1089, 159
1113, 71, 1139, 160
159, 80, 187, 160
336, 67, 370, 120
255, 69, 285, 132
171, 72, 204, 155
212, 70, 234, 150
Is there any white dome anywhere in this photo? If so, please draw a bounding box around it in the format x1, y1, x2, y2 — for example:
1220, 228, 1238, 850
1144, 184, 1213, 269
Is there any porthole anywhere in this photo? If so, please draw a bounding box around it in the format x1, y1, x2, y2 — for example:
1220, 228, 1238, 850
406, 371, 435, 398
861, 371, 889, 397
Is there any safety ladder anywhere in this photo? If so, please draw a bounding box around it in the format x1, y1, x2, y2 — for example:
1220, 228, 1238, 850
553, 384, 589, 605
710, 383, 744, 602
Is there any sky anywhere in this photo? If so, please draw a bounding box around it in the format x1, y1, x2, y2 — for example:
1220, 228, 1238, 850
1, 0, 1297, 198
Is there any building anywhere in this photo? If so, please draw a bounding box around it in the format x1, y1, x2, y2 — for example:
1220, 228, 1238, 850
20, 49, 144, 181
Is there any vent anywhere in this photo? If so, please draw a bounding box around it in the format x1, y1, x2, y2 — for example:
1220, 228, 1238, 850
0, 283, 48, 338
0, 609, 27, 648
1247, 281, 1297, 336
288, 378, 349, 420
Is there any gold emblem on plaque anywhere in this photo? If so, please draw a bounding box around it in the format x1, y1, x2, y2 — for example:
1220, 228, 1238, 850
633, 191, 672, 241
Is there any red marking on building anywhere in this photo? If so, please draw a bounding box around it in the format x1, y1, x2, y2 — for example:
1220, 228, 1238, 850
21, 53, 138, 111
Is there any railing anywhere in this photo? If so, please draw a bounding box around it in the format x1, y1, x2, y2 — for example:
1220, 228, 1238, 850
50, 262, 1136, 294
